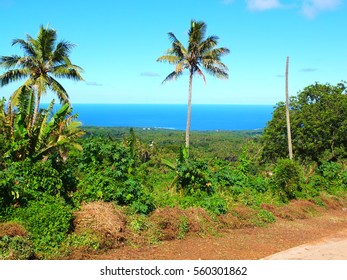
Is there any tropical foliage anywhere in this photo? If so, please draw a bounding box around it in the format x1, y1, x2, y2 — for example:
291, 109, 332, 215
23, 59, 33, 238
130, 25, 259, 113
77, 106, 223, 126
0, 25, 83, 125
262, 82, 347, 162
157, 20, 229, 149
0, 87, 84, 162
1, 25, 347, 259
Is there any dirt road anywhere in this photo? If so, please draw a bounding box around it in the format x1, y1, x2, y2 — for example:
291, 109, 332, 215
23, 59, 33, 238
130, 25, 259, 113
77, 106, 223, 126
263, 229, 347, 259
81, 209, 347, 260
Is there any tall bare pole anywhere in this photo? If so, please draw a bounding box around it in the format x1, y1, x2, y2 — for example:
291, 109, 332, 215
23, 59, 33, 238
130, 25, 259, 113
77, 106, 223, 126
285, 56, 293, 160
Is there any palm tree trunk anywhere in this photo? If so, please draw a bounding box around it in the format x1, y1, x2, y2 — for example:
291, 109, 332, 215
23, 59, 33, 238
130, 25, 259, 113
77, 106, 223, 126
285, 56, 293, 160
185, 71, 193, 149
32, 90, 40, 127
6, 99, 13, 137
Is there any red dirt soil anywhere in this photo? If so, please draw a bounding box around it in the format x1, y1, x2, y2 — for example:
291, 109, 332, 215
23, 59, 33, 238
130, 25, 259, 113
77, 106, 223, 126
73, 208, 347, 260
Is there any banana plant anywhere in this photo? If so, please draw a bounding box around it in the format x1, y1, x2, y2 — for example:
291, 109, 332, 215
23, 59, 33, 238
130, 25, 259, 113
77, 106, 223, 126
1, 86, 84, 162
161, 146, 190, 193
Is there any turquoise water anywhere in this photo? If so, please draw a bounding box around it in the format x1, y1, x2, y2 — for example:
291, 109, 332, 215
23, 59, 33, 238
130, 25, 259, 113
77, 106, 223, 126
69, 104, 274, 131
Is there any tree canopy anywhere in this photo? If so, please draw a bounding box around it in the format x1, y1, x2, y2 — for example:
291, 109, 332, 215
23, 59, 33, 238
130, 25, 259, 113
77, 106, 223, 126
0, 25, 83, 125
157, 20, 229, 149
262, 82, 347, 162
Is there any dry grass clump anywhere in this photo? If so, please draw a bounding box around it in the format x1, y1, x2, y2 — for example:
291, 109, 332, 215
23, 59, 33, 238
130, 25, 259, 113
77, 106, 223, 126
261, 202, 306, 220
217, 213, 244, 229
291, 200, 321, 215
183, 207, 216, 234
73, 201, 126, 248
125, 214, 161, 246
319, 194, 346, 210
229, 206, 260, 227
261, 200, 322, 221
0, 222, 27, 238
149, 207, 186, 241
148, 207, 216, 241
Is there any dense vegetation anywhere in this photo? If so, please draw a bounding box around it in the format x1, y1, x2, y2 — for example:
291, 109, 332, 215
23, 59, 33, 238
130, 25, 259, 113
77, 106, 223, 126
1, 25, 347, 259
262, 82, 347, 162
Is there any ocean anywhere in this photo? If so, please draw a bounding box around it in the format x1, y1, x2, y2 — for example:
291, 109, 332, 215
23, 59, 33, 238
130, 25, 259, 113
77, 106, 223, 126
69, 104, 274, 131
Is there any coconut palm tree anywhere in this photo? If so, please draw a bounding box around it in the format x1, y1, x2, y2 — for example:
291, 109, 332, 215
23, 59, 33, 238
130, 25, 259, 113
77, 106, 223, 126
157, 20, 229, 149
0, 25, 84, 125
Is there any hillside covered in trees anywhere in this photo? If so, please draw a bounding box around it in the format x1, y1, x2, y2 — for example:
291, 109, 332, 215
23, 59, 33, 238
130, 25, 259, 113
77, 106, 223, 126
1, 25, 347, 259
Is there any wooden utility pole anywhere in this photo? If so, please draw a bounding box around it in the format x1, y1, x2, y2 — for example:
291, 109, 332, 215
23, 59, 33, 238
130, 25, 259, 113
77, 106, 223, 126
285, 56, 293, 160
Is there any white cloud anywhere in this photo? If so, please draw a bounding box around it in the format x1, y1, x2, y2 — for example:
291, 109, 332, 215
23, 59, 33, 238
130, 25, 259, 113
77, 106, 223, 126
246, 0, 281, 11
85, 81, 103, 86
223, 0, 343, 18
301, 0, 342, 18
140, 72, 160, 77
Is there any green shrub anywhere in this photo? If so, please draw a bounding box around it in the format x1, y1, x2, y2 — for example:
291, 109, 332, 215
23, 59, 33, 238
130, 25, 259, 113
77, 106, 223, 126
179, 191, 228, 215
12, 196, 72, 255
0, 235, 35, 260
230, 187, 277, 207
128, 192, 155, 215
249, 176, 269, 193
177, 216, 189, 239
128, 214, 151, 233
317, 161, 347, 194
59, 232, 102, 257
215, 168, 248, 189
75, 137, 154, 214
299, 174, 325, 199
75, 175, 154, 214
253, 209, 276, 226
0, 159, 63, 208
319, 161, 343, 181
272, 159, 302, 200
176, 159, 214, 195
127, 214, 162, 245
78, 137, 134, 176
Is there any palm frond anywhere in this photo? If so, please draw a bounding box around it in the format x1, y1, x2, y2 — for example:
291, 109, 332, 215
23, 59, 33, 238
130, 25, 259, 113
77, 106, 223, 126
175, 61, 187, 73
47, 77, 70, 104
17, 56, 38, 69
12, 38, 36, 57
188, 20, 207, 53
203, 47, 230, 60
199, 35, 219, 53
195, 67, 206, 83
161, 70, 183, 84
52, 41, 75, 63
0, 55, 23, 69
158, 19, 229, 91
37, 25, 57, 61
10, 79, 33, 105
202, 58, 228, 71
36, 75, 49, 97
203, 63, 229, 79
0, 69, 29, 87
156, 55, 181, 64
167, 32, 187, 55
52, 65, 84, 81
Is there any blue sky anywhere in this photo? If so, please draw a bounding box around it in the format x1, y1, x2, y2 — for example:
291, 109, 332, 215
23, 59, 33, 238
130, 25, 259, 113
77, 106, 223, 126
0, 0, 346, 105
